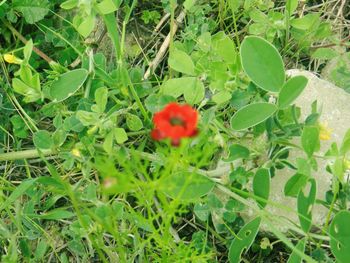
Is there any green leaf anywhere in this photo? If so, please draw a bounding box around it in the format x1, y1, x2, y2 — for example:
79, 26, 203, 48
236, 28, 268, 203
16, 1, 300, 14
33, 209, 74, 220
145, 94, 174, 113
287, 238, 306, 263
340, 129, 350, 155
114, 128, 128, 144
297, 178, 316, 233
184, 79, 205, 104
63, 115, 84, 132
12, 78, 42, 103
0, 178, 37, 211
162, 77, 204, 104
33, 130, 54, 150
76, 111, 100, 126
34, 239, 48, 260
50, 69, 88, 102
183, 0, 195, 10
96, 0, 118, 14
253, 168, 270, 208
228, 217, 261, 263
286, 0, 298, 15
278, 76, 308, 109
73, 14, 96, 38
23, 39, 33, 61
13, 0, 50, 24
240, 36, 285, 92
194, 203, 210, 221
284, 173, 309, 197
225, 144, 250, 162
168, 49, 195, 75
330, 210, 350, 263
312, 48, 339, 60
162, 171, 215, 201
92, 87, 108, 113
60, 0, 78, 9
291, 14, 320, 31
230, 102, 277, 131
53, 129, 67, 147
212, 90, 231, 104
211, 31, 237, 64
126, 114, 143, 131
301, 126, 320, 157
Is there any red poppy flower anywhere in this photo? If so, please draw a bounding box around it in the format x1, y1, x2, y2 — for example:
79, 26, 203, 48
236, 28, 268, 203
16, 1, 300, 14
151, 103, 198, 146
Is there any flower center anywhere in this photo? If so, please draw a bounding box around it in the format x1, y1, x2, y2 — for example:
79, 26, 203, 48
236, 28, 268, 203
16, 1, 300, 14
170, 117, 185, 126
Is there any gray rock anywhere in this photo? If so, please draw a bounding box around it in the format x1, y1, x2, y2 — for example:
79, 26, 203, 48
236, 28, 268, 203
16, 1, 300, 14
263, 69, 350, 231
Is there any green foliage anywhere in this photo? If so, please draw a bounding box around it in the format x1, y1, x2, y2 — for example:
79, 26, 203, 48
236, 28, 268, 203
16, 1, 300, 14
231, 102, 277, 130
330, 210, 350, 263
229, 217, 261, 262
240, 36, 285, 92
12, 0, 50, 24
49, 69, 89, 102
0, 0, 348, 261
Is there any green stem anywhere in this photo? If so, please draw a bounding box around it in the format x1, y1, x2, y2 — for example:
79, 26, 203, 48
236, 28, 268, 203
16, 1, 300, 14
0, 149, 54, 162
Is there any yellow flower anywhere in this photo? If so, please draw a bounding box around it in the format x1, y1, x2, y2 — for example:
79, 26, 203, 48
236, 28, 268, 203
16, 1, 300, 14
3, 54, 22, 64
71, 148, 81, 158
319, 122, 332, 141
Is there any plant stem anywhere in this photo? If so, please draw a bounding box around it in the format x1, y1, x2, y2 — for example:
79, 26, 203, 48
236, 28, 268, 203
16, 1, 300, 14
0, 149, 54, 162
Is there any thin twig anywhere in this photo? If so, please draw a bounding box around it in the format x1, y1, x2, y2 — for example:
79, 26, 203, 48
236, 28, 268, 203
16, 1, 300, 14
2, 20, 54, 63
143, 10, 186, 80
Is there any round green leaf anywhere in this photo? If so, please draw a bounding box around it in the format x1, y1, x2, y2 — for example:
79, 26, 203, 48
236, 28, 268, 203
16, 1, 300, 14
50, 69, 88, 102
230, 102, 277, 131
126, 114, 143, 131
168, 49, 195, 75
240, 36, 285, 92
33, 130, 54, 150
162, 171, 215, 201
279, 76, 308, 109
330, 210, 350, 263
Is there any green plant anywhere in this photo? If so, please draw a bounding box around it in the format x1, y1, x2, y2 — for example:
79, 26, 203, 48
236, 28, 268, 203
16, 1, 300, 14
0, 0, 350, 262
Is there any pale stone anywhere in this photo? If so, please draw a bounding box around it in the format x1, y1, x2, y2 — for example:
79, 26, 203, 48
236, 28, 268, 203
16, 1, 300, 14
263, 69, 350, 231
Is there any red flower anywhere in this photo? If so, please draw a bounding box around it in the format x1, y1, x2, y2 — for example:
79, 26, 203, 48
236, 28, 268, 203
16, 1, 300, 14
151, 103, 198, 146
